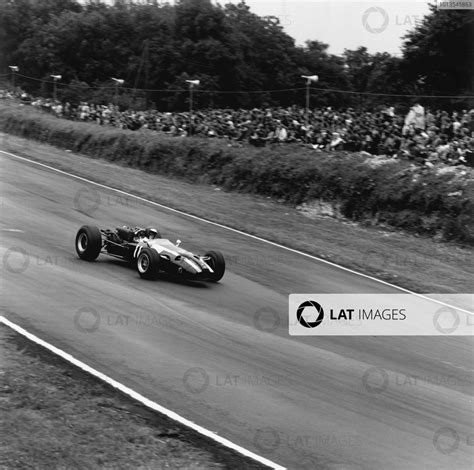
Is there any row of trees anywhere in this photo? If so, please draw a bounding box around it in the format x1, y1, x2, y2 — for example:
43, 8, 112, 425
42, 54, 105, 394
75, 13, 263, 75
1, 0, 472, 110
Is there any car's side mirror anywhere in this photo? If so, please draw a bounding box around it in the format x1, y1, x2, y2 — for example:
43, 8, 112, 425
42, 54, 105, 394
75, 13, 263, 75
176, 239, 181, 247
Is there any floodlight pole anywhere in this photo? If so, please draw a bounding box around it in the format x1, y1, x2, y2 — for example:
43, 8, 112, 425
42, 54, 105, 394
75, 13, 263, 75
189, 85, 193, 113
9, 66, 19, 90
50, 75, 62, 101
305, 81, 310, 119
111, 78, 124, 107
301, 75, 318, 125
185, 80, 200, 114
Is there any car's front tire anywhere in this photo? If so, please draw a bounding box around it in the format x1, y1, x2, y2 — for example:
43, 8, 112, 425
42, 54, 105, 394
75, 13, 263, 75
205, 250, 225, 282
76, 225, 102, 261
136, 248, 160, 280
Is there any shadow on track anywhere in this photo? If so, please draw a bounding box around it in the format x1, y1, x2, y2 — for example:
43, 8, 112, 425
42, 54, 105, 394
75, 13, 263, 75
105, 258, 212, 289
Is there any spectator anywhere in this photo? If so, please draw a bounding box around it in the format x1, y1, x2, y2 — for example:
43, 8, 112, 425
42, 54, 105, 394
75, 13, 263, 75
4, 89, 472, 167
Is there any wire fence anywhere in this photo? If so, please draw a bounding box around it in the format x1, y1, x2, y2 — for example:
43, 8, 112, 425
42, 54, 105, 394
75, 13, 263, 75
10, 72, 474, 98
3, 71, 473, 111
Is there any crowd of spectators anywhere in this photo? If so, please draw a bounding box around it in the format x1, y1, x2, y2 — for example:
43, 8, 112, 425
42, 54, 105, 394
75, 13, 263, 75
2, 88, 473, 167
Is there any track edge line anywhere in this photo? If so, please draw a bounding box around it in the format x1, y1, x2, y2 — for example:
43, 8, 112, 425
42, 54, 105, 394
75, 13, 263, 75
0, 315, 286, 470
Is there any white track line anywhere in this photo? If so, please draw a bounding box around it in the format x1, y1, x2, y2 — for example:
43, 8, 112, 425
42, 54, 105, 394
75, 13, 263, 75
0, 316, 286, 470
1, 149, 472, 315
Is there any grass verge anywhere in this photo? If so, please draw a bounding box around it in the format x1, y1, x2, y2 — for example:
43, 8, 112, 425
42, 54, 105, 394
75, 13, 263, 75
0, 324, 268, 469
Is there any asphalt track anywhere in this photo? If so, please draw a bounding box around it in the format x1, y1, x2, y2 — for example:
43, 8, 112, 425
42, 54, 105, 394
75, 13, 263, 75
1, 151, 473, 470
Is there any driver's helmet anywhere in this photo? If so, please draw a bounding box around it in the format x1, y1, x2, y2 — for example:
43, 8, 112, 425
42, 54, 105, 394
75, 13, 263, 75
134, 228, 146, 239
145, 228, 159, 240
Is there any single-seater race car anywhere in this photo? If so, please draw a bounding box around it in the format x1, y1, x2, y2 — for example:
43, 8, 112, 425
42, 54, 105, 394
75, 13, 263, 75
75, 225, 225, 282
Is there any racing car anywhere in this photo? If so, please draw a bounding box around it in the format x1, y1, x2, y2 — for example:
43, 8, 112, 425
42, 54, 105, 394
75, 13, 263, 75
75, 225, 225, 282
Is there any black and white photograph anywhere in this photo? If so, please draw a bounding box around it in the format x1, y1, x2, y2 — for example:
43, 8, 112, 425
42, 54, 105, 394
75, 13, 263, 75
0, 0, 473, 469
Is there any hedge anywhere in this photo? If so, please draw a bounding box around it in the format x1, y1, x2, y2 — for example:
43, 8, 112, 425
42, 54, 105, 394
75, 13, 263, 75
1, 104, 472, 244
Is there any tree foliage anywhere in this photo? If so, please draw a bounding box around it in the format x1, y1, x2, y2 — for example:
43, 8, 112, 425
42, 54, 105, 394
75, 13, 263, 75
1, 0, 472, 109
402, 5, 474, 97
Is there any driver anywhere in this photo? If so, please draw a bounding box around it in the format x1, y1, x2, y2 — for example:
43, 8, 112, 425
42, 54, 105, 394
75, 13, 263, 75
116, 226, 159, 242
133, 228, 147, 240
145, 228, 159, 240
133, 227, 159, 241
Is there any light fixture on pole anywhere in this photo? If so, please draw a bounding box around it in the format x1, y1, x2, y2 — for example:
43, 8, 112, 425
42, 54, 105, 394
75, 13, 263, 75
111, 77, 124, 106
9, 66, 19, 90
50, 74, 62, 101
301, 75, 318, 123
185, 79, 200, 113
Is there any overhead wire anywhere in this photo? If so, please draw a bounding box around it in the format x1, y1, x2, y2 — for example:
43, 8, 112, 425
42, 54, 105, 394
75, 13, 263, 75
10, 72, 474, 99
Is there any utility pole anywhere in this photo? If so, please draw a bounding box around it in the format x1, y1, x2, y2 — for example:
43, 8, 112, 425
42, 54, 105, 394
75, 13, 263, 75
111, 77, 124, 107
185, 79, 200, 113
301, 74, 319, 125
50, 75, 62, 101
9, 66, 19, 90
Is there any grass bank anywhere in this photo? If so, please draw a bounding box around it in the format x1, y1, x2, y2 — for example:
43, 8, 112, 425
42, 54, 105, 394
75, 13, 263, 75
0, 324, 267, 469
0, 102, 472, 244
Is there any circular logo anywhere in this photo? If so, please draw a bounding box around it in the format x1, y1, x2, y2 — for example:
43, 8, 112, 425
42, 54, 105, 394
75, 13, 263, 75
297, 300, 324, 328
433, 427, 460, 454
254, 428, 280, 453
3, 247, 30, 274
183, 367, 210, 394
362, 367, 389, 394
74, 307, 100, 333
74, 187, 101, 215
254, 307, 281, 332
433, 307, 460, 335
362, 6, 389, 34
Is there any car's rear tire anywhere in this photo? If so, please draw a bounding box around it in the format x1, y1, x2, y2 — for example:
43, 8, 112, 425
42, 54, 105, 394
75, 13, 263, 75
76, 225, 102, 261
136, 248, 160, 280
205, 250, 225, 282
